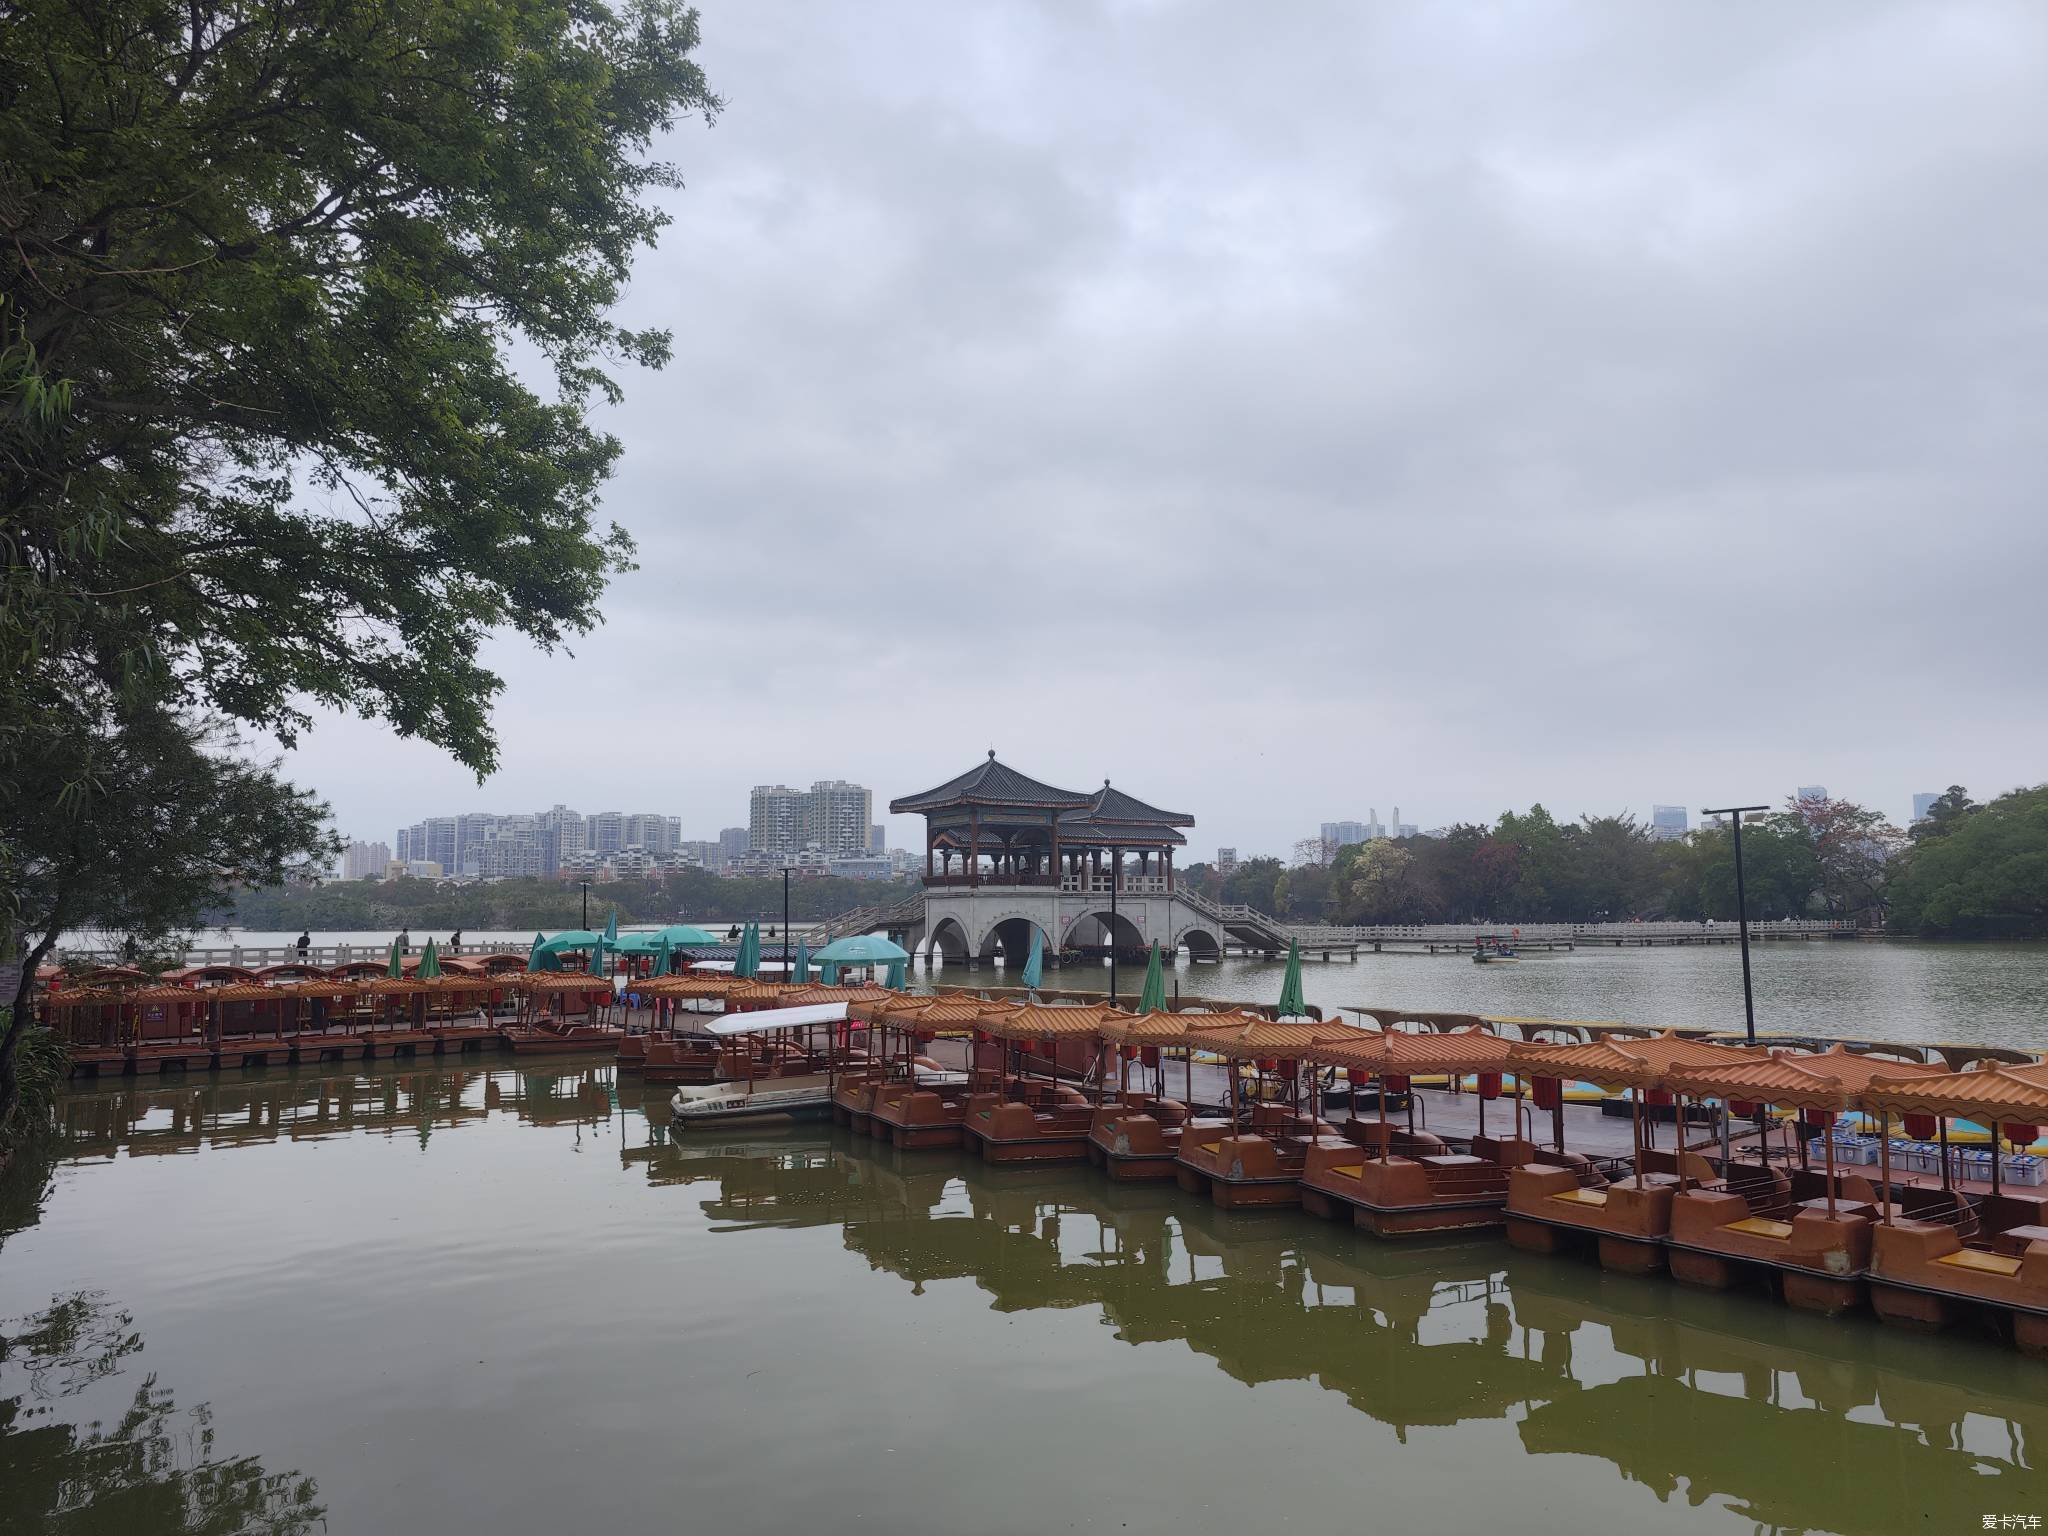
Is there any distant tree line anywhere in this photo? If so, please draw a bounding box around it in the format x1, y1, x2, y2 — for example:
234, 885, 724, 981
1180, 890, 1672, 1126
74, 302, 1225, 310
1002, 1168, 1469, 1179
223, 871, 922, 935
1183, 787, 2048, 938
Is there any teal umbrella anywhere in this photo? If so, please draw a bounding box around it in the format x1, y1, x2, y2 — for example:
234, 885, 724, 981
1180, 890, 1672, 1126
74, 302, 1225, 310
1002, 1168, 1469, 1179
653, 924, 721, 948
419, 938, 442, 980
603, 909, 619, 943
386, 937, 403, 979
883, 957, 907, 989
820, 960, 841, 985
588, 934, 606, 980
793, 942, 810, 984
1276, 939, 1306, 1017
735, 923, 758, 979
536, 930, 601, 956
526, 931, 547, 971
1138, 940, 1165, 1014
811, 934, 910, 966
652, 934, 672, 978
1020, 926, 1044, 991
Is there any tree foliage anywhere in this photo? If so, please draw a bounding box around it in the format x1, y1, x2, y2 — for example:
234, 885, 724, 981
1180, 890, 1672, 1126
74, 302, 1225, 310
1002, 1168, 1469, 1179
1886, 785, 2048, 937
2, 0, 718, 773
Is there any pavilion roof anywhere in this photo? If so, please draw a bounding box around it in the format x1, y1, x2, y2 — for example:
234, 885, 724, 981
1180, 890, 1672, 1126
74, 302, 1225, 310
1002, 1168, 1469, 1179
1861, 1062, 2048, 1118
638, 974, 742, 998
1051, 815, 1186, 848
726, 982, 796, 1007
780, 983, 895, 1007
1082, 782, 1194, 827
1505, 1031, 1769, 1091
1313, 1028, 1513, 1076
890, 752, 1093, 815
979, 1003, 1119, 1041
277, 978, 362, 999
203, 983, 292, 1003
1665, 1044, 1950, 1112
853, 995, 990, 1033
511, 972, 612, 993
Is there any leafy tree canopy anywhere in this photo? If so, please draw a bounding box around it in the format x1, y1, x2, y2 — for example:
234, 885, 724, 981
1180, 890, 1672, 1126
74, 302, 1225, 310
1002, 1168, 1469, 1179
1886, 785, 2048, 938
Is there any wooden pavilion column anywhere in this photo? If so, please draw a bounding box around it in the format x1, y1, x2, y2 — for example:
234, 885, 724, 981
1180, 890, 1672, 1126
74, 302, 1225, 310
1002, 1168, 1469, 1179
1165, 847, 1174, 892
1050, 820, 1062, 890
969, 808, 981, 888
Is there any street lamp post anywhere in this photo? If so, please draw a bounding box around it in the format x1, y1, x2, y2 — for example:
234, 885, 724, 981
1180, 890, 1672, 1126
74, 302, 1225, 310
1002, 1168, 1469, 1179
782, 866, 792, 977
1702, 804, 1769, 1046
579, 881, 590, 931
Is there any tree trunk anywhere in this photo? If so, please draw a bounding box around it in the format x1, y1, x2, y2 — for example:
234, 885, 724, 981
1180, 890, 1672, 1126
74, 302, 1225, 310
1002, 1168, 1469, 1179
0, 927, 58, 1136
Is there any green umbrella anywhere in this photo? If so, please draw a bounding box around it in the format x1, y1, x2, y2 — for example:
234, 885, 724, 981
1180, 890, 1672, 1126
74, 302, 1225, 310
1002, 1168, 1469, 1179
883, 957, 907, 989
1020, 926, 1044, 991
652, 934, 672, 978
654, 924, 721, 948
386, 937, 403, 979
811, 934, 910, 966
419, 938, 442, 980
793, 942, 810, 984
526, 931, 547, 971
735, 923, 758, 979
1138, 940, 1165, 1014
588, 934, 606, 980
603, 909, 619, 943
1276, 938, 1306, 1017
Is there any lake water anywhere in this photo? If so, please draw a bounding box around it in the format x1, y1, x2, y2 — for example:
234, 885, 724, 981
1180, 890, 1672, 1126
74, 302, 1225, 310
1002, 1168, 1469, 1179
144, 930, 2048, 1053
4, 1056, 2046, 1534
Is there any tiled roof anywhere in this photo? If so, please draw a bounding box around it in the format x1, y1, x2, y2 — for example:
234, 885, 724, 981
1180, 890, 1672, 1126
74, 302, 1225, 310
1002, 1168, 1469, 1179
979, 1003, 1119, 1040
1179, 1016, 1365, 1059
1100, 1009, 1262, 1044
1666, 1043, 1948, 1110
1505, 1031, 1769, 1090
1314, 1028, 1513, 1076
890, 753, 1093, 814
1085, 782, 1194, 827
1051, 815, 1187, 847
1861, 1062, 2048, 1116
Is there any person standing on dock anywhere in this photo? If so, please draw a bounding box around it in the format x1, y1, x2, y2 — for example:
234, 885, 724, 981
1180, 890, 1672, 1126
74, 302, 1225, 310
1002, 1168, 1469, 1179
449, 929, 463, 954
295, 931, 310, 959
399, 928, 411, 954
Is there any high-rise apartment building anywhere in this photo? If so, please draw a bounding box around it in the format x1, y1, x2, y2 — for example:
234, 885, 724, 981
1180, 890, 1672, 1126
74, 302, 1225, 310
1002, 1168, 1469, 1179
1217, 848, 1239, 875
718, 826, 750, 870
749, 786, 802, 858
343, 840, 391, 880
1319, 820, 1369, 854
801, 781, 873, 858
421, 817, 457, 874
871, 823, 887, 856
1651, 805, 1689, 842
1796, 785, 1828, 803
1911, 792, 1939, 822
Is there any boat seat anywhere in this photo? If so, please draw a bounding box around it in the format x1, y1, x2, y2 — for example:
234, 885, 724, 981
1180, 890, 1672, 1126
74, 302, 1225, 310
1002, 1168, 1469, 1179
1724, 1216, 1793, 1240
1551, 1187, 1608, 1208
1322, 1163, 1364, 1181
1939, 1248, 2023, 1277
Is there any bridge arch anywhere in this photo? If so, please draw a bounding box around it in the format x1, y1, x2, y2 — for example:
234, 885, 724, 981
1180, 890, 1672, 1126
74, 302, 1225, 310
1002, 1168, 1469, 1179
975, 915, 1054, 970
926, 917, 969, 963
1061, 909, 1146, 951
1174, 925, 1221, 960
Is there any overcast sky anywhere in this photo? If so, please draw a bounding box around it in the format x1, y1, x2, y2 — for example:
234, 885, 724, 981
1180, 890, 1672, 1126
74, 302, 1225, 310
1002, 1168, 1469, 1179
285, 0, 2048, 861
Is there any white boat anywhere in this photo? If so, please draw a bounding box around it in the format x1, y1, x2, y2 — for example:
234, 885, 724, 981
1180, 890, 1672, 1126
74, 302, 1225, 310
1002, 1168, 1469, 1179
665, 1000, 964, 1129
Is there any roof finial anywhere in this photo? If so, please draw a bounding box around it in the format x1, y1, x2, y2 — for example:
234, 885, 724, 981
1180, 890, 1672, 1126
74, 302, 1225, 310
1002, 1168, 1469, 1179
987, 748, 996, 760
1104, 778, 1111, 787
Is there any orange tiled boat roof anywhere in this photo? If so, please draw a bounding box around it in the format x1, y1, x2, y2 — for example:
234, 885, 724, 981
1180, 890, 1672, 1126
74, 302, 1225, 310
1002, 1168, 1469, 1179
1505, 1031, 1769, 1090
851, 995, 988, 1030
1861, 1061, 2048, 1117
780, 984, 895, 1007
638, 975, 742, 997
512, 972, 612, 993
194, 982, 292, 1002
979, 1003, 1119, 1040
725, 981, 795, 1006
1176, 1015, 1364, 1059
1666, 1043, 1949, 1111
276, 978, 363, 998
1098, 1009, 1261, 1044
1314, 1027, 1513, 1076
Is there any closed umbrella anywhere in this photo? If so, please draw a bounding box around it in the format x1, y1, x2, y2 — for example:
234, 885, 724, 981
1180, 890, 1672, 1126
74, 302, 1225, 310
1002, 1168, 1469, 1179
652, 934, 673, 978
386, 938, 403, 979
588, 935, 606, 979
883, 957, 907, 990
419, 939, 442, 980
735, 923, 759, 979
526, 931, 547, 971
1020, 926, 1044, 991
603, 909, 619, 944
821, 960, 841, 984
1138, 940, 1165, 1014
793, 942, 811, 984
1277, 939, 1306, 1018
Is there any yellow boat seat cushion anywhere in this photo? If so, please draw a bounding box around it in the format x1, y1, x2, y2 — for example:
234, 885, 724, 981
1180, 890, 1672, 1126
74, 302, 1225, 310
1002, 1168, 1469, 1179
1938, 1248, 2022, 1277
1551, 1187, 1608, 1208
1724, 1217, 1793, 1240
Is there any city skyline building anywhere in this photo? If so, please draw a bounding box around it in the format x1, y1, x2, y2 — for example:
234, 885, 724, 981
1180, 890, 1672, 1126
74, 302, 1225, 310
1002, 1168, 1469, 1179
342, 840, 390, 880
1912, 791, 1940, 822
1651, 805, 1688, 842
1797, 785, 1828, 803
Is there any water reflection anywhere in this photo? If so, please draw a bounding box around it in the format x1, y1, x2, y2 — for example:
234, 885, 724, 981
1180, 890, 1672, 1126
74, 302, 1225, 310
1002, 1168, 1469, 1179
27, 1061, 2048, 1535
628, 1117, 2046, 1534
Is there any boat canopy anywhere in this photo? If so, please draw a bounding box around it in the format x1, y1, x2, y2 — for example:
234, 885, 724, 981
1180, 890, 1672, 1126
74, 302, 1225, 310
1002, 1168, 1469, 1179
704, 1002, 850, 1036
